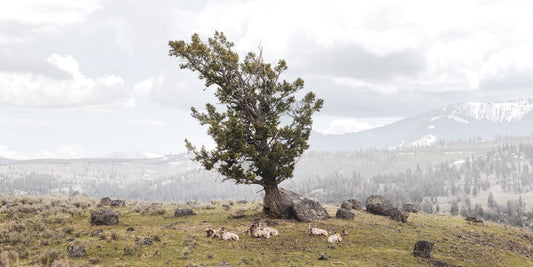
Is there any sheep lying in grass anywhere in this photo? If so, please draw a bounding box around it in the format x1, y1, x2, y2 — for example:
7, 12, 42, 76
204, 228, 219, 238
327, 229, 348, 244
217, 227, 239, 241
247, 224, 272, 239
259, 223, 278, 237
308, 223, 328, 236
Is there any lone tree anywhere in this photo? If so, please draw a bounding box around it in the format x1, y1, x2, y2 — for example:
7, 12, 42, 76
169, 32, 323, 218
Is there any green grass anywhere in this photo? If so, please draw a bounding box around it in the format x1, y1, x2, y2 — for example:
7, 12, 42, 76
0, 195, 532, 266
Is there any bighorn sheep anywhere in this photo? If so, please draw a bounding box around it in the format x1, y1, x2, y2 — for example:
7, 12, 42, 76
217, 227, 239, 241
247, 224, 271, 238
308, 223, 328, 236
327, 229, 348, 244
204, 228, 220, 238
259, 223, 278, 237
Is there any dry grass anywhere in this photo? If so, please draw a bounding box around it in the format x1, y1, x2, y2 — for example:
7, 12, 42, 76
0, 195, 532, 266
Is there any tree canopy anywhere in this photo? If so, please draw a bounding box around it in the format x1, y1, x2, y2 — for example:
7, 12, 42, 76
168, 31, 322, 191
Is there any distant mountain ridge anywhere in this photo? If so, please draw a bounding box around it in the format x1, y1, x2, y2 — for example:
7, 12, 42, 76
310, 99, 533, 150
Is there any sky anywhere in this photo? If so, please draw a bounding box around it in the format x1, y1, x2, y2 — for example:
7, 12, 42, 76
1, 0, 533, 159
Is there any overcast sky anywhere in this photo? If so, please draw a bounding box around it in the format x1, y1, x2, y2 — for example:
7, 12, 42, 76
1, 0, 533, 159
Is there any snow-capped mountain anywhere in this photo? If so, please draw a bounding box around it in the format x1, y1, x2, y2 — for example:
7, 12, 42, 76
310, 99, 533, 150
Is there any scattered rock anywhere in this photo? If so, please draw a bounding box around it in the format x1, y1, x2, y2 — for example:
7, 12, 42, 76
135, 237, 153, 247
403, 203, 419, 213
90, 209, 119, 226
413, 240, 434, 258
318, 253, 328, 260
174, 208, 196, 217
465, 216, 483, 223
340, 200, 353, 210
218, 261, 231, 267
110, 199, 126, 208
90, 229, 104, 237
366, 195, 394, 216
335, 208, 355, 220
389, 207, 409, 223
347, 199, 363, 210
126, 227, 135, 232
99, 197, 112, 206
237, 200, 248, 204
229, 212, 245, 218
282, 188, 329, 222
67, 245, 87, 257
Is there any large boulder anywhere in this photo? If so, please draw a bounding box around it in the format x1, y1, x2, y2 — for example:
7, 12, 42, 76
99, 197, 112, 206
340, 200, 353, 210
335, 208, 355, 220
90, 209, 119, 226
413, 240, 434, 258
366, 195, 394, 216
268, 187, 328, 222
402, 203, 419, 213
110, 199, 126, 208
389, 207, 409, 223
174, 208, 196, 217
347, 199, 363, 210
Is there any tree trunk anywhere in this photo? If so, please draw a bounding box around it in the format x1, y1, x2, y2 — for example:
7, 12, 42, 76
263, 184, 291, 219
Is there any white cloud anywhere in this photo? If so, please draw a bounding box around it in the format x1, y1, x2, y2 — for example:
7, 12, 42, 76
479, 46, 533, 90
0, 53, 134, 109
0, 0, 102, 25
131, 119, 165, 126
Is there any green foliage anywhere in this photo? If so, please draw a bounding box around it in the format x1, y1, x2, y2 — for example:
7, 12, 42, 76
169, 32, 323, 187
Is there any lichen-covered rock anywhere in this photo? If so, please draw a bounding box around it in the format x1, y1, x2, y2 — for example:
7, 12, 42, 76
288, 188, 329, 222
347, 199, 363, 210
90, 229, 104, 237
67, 245, 87, 257
135, 237, 153, 247
413, 240, 434, 258
90, 209, 119, 226
99, 197, 112, 206
402, 203, 419, 213
389, 207, 409, 223
174, 208, 196, 217
335, 208, 355, 220
340, 200, 353, 210
110, 199, 125, 208
465, 216, 483, 223
366, 195, 394, 216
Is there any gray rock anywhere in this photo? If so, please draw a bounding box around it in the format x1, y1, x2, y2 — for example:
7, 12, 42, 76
366, 195, 394, 216
335, 208, 355, 220
67, 245, 87, 257
110, 199, 126, 208
402, 203, 419, 213
99, 197, 112, 206
340, 200, 353, 210
286, 188, 329, 222
90, 229, 104, 237
389, 207, 409, 223
90, 209, 119, 226
135, 237, 153, 247
465, 216, 483, 223
413, 240, 434, 258
318, 253, 328, 260
347, 199, 363, 210
218, 262, 231, 267
174, 208, 196, 217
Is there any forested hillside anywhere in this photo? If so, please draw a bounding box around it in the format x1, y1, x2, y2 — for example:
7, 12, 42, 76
1, 136, 533, 228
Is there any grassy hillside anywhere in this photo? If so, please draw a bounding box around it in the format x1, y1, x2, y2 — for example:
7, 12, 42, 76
0, 195, 532, 266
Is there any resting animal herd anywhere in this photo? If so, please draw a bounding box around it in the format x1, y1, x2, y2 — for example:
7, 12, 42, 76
205, 222, 347, 244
